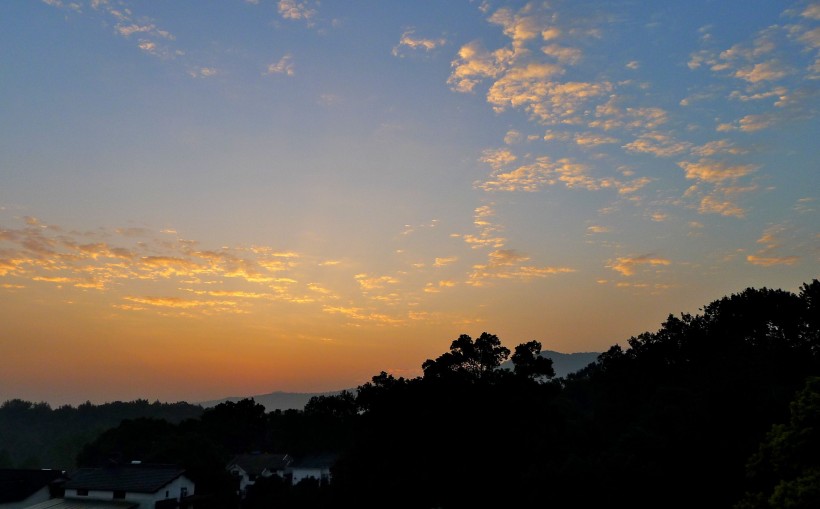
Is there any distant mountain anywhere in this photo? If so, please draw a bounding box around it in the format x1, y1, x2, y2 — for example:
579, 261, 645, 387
202, 351, 600, 412
199, 390, 346, 413
542, 350, 600, 377
500, 350, 600, 378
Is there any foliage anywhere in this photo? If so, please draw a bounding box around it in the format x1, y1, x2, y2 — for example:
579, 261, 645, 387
736, 376, 820, 509
0, 399, 202, 469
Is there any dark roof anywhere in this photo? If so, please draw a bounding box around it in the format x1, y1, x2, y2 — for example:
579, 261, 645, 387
65, 465, 186, 494
228, 454, 291, 475
0, 468, 65, 503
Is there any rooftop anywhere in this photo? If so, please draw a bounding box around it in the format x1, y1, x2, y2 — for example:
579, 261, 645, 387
65, 465, 186, 494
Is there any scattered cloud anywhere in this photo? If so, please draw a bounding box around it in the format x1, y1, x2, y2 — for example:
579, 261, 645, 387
265, 55, 295, 76
745, 225, 801, 266
608, 255, 671, 276
467, 249, 574, 286
278, 0, 317, 22
623, 132, 692, 157
189, 67, 218, 79
678, 159, 757, 184
433, 256, 458, 267
393, 29, 446, 57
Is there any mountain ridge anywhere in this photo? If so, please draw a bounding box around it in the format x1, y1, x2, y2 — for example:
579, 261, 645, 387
200, 350, 601, 412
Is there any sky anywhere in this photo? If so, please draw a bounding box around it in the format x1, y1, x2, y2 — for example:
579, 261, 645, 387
1, 0, 818, 406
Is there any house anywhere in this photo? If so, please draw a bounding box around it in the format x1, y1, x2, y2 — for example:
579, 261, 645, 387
23, 464, 194, 509
0, 469, 65, 509
227, 454, 291, 495
287, 454, 337, 486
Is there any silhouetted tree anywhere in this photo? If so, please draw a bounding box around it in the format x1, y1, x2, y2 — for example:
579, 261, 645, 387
421, 332, 510, 381
736, 376, 820, 509
511, 340, 555, 380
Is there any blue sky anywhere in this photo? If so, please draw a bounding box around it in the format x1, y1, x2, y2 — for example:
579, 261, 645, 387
1, 0, 818, 405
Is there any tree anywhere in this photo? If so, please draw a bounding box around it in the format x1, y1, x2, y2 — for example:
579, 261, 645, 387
511, 340, 555, 380
737, 376, 820, 509
421, 332, 510, 381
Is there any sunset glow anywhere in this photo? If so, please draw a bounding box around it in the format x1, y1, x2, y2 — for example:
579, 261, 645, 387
1, 0, 818, 405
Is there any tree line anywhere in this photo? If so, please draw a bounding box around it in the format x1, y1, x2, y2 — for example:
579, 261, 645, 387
2, 280, 818, 508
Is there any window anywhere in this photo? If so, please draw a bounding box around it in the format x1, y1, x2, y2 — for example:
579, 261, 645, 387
180, 487, 188, 498
77, 489, 88, 496
113, 490, 126, 499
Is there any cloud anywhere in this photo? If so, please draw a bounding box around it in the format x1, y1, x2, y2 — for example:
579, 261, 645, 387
355, 274, 400, 291
489, 77, 611, 125
393, 29, 446, 57
433, 256, 458, 267
480, 148, 517, 169
447, 40, 511, 93
744, 225, 801, 266
623, 132, 692, 157
574, 133, 619, 147
746, 254, 800, 266
587, 225, 609, 234
478, 154, 650, 195
734, 60, 789, 83
488, 6, 545, 50
504, 129, 524, 145
696, 195, 746, 218
678, 159, 757, 184
608, 255, 671, 276
278, 0, 316, 22
456, 204, 506, 249
542, 44, 582, 65
189, 67, 218, 79
322, 305, 403, 326
590, 97, 668, 131
467, 249, 574, 286
803, 4, 820, 20
690, 139, 748, 157
265, 55, 295, 76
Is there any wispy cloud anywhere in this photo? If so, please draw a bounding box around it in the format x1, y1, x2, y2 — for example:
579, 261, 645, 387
608, 255, 671, 276
467, 249, 574, 287
265, 55, 295, 76
746, 225, 801, 266
278, 0, 317, 23
393, 29, 446, 58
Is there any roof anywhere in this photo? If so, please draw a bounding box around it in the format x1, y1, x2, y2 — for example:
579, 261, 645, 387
65, 465, 186, 494
228, 453, 291, 476
22, 499, 137, 509
0, 468, 64, 503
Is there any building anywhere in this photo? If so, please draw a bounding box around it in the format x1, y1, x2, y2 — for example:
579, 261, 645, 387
23, 464, 194, 509
227, 453, 291, 495
287, 454, 337, 486
0, 469, 65, 509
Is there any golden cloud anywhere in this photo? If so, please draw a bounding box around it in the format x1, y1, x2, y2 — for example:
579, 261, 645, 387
678, 159, 757, 184
608, 255, 671, 276
355, 274, 400, 290
746, 254, 799, 266
447, 41, 510, 93
623, 132, 692, 157
433, 256, 458, 267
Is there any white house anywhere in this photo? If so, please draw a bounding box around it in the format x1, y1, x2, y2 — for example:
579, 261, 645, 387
287, 454, 337, 486
0, 469, 65, 509
23, 464, 194, 509
227, 453, 291, 495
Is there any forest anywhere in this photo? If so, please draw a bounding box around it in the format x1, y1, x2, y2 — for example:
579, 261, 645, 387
1, 280, 818, 508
